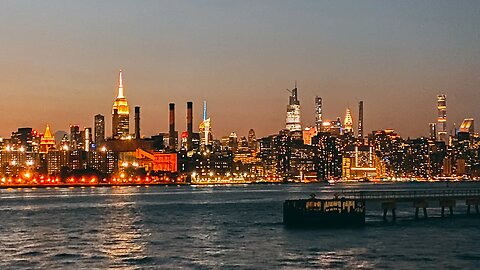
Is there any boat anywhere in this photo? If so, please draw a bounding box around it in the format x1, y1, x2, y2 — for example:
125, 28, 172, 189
283, 194, 366, 228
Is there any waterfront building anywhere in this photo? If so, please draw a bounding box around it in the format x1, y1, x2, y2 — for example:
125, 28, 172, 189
369, 129, 406, 178
274, 129, 292, 181
112, 70, 130, 139
290, 143, 316, 181
312, 132, 342, 180
406, 138, 430, 178
258, 136, 277, 178
342, 145, 376, 180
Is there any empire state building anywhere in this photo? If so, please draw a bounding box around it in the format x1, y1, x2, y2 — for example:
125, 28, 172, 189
112, 70, 130, 138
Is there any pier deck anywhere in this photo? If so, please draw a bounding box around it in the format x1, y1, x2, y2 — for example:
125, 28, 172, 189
339, 188, 480, 220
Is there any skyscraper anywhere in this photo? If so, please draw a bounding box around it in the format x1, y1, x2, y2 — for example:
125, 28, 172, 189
315, 96, 323, 132
40, 125, 55, 153
358, 101, 364, 140
248, 128, 256, 151
199, 101, 212, 146
437, 94, 447, 142
70, 125, 81, 149
343, 108, 353, 134
94, 114, 105, 145
112, 70, 130, 139
459, 118, 474, 134
429, 123, 437, 140
286, 83, 302, 132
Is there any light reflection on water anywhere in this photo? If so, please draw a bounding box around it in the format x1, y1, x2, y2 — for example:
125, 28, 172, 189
0, 182, 480, 269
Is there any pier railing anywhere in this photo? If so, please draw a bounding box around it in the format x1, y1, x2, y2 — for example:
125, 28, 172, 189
342, 189, 480, 201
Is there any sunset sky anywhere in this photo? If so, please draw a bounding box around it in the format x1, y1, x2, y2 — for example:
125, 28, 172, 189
0, 0, 479, 139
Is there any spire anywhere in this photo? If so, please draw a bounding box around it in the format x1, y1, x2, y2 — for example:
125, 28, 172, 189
203, 101, 207, 121
44, 124, 53, 139
117, 69, 124, 98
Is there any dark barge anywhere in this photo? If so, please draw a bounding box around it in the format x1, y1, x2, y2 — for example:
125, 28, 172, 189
283, 195, 366, 228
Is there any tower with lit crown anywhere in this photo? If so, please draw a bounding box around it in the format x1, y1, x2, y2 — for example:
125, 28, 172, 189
40, 125, 56, 153
112, 70, 130, 139
344, 108, 353, 134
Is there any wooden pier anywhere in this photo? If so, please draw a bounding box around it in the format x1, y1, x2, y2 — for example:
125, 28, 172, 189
341, 189, 480, 221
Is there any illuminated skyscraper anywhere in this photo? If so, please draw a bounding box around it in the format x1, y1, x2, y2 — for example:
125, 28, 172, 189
84, 127, 92, 151
437, 94, 447, 142
286, 83, 302, 132
112, 70, 130, 139
315, 96, 322, 132
94, 114, 105, 145
40, 125, 55, 153
459, 118, 474, 134
343, 108, 353, 134
199, 101, 212, 146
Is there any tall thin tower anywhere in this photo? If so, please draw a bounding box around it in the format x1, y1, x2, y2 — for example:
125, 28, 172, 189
315, 96, 323, 132
437, 94, 447, 142
358, 101, 364, 140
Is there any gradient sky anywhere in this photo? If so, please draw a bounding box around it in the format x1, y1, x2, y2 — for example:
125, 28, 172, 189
0, 0, 479, 139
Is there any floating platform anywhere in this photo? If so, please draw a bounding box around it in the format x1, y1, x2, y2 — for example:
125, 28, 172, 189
283, 195, 365, 228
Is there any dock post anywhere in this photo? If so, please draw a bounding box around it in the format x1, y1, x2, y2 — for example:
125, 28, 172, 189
382, 201, 397, 222
467, 204, 471, 215
476, 205, 479, 215
466, 198, 480, 215
440, 199, 456, 218
413, 200, 428, 219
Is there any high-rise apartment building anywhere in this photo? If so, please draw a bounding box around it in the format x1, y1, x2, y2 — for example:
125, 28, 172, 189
94, 114, 105, 145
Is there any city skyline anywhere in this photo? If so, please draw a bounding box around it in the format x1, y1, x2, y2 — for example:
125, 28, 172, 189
1, 1, 479, 138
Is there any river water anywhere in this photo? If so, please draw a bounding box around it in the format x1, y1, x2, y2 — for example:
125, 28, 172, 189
1, 182, 480, 269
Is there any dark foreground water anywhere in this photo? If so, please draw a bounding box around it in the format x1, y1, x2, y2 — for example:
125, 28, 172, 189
1, 182, 480, 269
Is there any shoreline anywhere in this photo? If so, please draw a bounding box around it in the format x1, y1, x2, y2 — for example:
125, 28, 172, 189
1, 179, 479, 190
